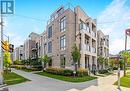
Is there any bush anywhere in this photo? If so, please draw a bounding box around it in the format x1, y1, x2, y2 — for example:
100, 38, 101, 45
13, 60, 22, 65
113, 67, 118, 70
46, 67, 89, 77
63, 69, 73, 76
46, 67, 73, 76
15, 65, 26, 70
46, 67, 64, 75
98, 70, 108, 74
77, 68, 88, 77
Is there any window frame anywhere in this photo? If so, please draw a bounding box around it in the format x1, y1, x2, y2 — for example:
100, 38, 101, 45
48, 41, 52, 53
60, 35, 66, 50
60, 16, 66, 32
48, 26, 52, 38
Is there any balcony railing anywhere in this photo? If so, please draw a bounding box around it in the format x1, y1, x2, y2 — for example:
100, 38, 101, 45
86, 44, 90, 51
91, 47, 96, 53
81, 44, 90, 51
91, 31, 96, 37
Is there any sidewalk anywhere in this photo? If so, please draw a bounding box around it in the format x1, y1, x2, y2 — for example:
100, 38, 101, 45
67, 71, 130, 91
8, 69, 98, 91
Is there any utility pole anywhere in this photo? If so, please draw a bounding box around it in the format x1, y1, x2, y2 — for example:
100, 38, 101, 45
124, 34, 127, 76
0, 13, 4, 85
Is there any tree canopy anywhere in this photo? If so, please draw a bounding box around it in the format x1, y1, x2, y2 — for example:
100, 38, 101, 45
71, 44, 80, 63
4, 52, 12, 67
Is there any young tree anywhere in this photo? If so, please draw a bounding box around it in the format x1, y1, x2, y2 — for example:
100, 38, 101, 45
104, 58, 108, 69
109, 58, 115, 68
120, 51, 130, 76
41, 55, 50, 70
71, 44, 80, 73
97, 56, 104, 70
4, 52, 12, 73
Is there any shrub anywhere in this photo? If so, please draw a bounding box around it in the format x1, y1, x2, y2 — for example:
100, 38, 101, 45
46, 67, 64, 75
63, 69, 73, 76
15, 65, 26, 70
98, 70, 108, 74
77, 67, 88, 77
13, 60, 22, 65
113, 67, 118, 70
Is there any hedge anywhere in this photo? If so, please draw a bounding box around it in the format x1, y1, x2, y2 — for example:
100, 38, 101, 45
45, 67, 88, 77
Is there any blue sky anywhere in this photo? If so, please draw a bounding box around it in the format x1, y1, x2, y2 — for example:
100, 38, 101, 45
2, 0, 130, 54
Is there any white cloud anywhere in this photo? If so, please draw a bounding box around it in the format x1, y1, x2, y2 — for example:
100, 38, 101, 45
110, 39, 124, 54
97, 0, 130, 54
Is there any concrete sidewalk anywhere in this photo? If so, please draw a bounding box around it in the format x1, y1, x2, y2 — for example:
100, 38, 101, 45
7, 69, 130, 91
8, 69, 98, 91
67, 71, 130, 91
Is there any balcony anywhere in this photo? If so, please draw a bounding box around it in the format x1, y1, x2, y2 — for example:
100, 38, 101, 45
91, 31, 96, 37
80, 23, 90, 34
31, 48, 37, 51
86, 44, 90, 51
81, 44, 90, 51
91, 47, 96, 53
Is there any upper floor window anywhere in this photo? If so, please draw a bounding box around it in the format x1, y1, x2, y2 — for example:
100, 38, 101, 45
80, 21, 90, 32
48, 26, 52, 38
60, 16, 66, 32
48, 41, 52, 53
60, 35, 66, 50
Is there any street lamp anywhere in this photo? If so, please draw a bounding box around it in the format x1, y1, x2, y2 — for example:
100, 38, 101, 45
124, 28, 130, 76
115, 55, 123, 90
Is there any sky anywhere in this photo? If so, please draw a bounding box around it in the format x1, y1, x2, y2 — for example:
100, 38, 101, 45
2, 0, 130, 55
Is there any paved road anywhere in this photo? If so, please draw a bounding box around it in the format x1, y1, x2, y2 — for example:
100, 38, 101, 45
8, 69, 98, 91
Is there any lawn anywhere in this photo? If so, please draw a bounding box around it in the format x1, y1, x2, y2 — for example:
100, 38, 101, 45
35, 72, 97, 83
126, 67, 130, 70
3, 72, 29, 85
114, 72, 130, 88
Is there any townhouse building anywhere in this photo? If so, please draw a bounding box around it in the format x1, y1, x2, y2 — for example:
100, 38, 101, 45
14, 45, 24, 61
13, 5, 109, 72
45, 6, 97, 70
97, 30, 109, 69
23, 32, 39, 60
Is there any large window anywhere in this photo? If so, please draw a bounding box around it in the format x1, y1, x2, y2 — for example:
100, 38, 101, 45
48, 26, 52, 38
60, 55, 66, 68
48, 41, 52, 53
60, 16, 66, 32
60, 35, 66, 50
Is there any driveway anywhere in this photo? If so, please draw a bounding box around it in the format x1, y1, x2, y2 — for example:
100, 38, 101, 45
8, 69, 98, 91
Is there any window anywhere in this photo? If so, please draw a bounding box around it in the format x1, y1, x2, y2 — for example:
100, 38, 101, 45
60, 16, 66, 32
60, 35, 66, 50
80, 21, 90, 32
60, 55, 66, 68
80, 21, 86, 30
80, 21, 83, 30
48, 26, 52, 38
48, 41, 52, 53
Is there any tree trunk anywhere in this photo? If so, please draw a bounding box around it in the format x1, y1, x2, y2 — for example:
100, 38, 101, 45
43, 63, 46, 71
124, 60, 126, 76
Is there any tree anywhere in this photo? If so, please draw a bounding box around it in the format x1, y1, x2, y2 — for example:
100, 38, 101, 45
120, 51, 130, 76
41, 55, 50, 70
71, 44, 80, 74
104, 58, 108, 69
109, 58, 115, 68
4, 52, 12, 73
97, 56, 104, 70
